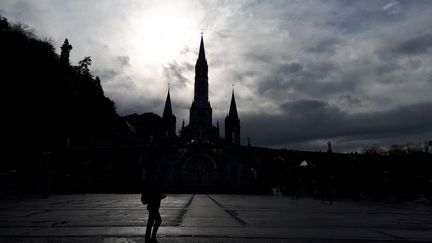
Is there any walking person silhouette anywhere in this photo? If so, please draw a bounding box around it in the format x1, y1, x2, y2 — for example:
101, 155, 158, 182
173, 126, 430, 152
141, 174, 166, 243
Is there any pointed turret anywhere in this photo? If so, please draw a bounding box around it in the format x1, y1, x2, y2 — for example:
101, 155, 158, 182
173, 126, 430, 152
162, 87, 176, 143
228, 90, 239, 120
225, 88, 240, 145
162, 89, 173, 119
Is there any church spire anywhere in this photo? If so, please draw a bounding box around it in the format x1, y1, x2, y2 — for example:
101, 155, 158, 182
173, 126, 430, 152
162, 87, 173, 119
183, 34, 218, 142
228, 89, 238, 119
195, 34, 208, 79
198, 34, 206, 61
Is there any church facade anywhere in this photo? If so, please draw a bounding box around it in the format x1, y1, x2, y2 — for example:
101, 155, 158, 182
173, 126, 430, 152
120, 36, 257, 192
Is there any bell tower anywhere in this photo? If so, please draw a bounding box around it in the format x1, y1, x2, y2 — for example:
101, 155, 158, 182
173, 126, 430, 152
182, 34, 219, 143
189, 34, 212, 127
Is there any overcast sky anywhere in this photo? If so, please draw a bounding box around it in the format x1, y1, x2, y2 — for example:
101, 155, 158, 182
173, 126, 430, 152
1, 0, 432, 151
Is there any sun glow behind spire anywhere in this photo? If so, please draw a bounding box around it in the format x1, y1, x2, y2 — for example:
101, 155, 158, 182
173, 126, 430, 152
126, 2, 203, 69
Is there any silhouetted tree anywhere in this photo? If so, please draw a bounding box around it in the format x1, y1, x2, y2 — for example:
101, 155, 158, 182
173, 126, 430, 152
361, 144, 384, 155
0, 17, 8, 31
388, 144, 406, 156
76, 56, 92, 77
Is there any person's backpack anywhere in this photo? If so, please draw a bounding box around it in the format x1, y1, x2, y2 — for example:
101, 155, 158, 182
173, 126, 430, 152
141, 193, 148, 205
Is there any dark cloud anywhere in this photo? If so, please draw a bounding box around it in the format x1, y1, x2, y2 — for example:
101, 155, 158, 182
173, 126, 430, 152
216, 31, 231, 39
394, 33, 432, 55
95, 56, 131, 83
98, 69, 119, 80
180, 46, 192, 56
282, 63, 303, 73
373, 63, 401, 77
256, 61, 354, 99
116, 55, 130, 67
243, 100, 432, 150
163, 61, 190, 88
306, 38, 342, 55
336, 94, 363, 107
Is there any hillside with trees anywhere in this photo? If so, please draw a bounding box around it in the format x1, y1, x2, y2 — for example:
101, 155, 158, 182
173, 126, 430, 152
0, 16, 126, 195
1, 16, 120, 151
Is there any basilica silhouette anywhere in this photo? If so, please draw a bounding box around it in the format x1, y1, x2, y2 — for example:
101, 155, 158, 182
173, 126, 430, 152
120, 36, 259, 192
125, 35, 240, 146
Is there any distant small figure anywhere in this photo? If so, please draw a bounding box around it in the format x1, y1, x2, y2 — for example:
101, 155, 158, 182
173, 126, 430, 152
327, 141, 333, 154
141, 175, 167, 243
319, 175, 334, 205
272, 187, 281, 196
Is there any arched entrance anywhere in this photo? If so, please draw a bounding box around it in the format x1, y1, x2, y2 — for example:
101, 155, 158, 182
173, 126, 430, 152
181, 153, 217, 190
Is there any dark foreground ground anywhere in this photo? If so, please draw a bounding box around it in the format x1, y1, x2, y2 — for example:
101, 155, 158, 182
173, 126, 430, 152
0, 194, 431, 242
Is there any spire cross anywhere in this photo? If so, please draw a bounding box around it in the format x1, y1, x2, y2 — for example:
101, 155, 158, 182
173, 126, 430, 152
200, 28, 206, 36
